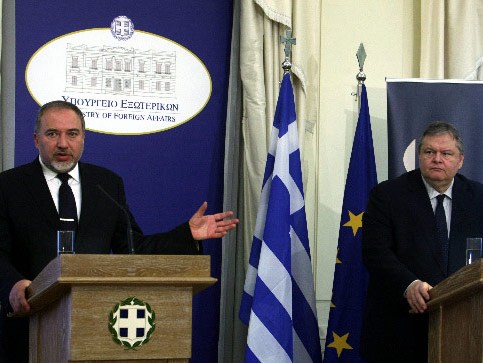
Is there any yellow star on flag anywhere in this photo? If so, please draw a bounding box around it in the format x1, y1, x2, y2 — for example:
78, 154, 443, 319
327, 331, 353, 357
343, 210, 364, 236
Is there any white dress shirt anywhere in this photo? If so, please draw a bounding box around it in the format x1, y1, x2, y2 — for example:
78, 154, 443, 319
421, 176, 453, 238
39, 158, 82, 220
404, 176, 455, 297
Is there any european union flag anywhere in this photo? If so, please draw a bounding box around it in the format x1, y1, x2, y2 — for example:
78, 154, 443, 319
239, 73, 322, 363
323, 84, 377, 362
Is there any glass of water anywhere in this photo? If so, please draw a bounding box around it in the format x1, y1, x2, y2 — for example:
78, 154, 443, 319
466, 238, 482, 265
57, 230, 75, 255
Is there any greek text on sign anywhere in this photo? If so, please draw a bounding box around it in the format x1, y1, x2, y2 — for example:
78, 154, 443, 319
26, 16, 212, 135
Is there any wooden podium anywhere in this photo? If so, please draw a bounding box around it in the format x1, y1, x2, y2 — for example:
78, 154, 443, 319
27, 254, 216, 363
427, 259, 483, 363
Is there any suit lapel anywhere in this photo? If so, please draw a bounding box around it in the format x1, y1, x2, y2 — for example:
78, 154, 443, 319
77, 163, 100, 244
449, 177, 470, 236
23, 159, 60, 229
448, 176, 471, 273
407, 170, 447, 274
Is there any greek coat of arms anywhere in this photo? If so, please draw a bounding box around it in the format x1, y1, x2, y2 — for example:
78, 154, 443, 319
108, 297, 156, 349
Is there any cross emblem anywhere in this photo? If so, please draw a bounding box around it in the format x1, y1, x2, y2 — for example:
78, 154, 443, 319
280, 30, 296, 59
118, 307, 147, 340
109, 297, 156, 350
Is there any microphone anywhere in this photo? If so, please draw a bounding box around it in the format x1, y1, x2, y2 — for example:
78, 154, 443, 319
96, 184, 135, 254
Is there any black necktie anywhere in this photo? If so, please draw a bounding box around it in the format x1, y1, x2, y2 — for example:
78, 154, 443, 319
57, 173, 78, 230
435, 194, 448, 274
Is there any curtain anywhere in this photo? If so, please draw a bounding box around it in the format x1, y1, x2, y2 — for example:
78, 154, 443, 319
421, 0, 483, 79
0, 0, 4, 170
1, 0, 16, 172
218, 0, 321, 361
239, 0, 320, 268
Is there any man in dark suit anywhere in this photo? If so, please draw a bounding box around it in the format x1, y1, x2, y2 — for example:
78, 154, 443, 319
0, 100, 239, 362
360, 122, 483, 363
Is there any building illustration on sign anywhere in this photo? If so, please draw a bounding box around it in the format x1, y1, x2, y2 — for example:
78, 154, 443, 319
65, 43, 176, 97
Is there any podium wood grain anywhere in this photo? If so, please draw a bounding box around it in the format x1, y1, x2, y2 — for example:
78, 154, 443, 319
427, 260, 483, 363
27, 254, 216, 363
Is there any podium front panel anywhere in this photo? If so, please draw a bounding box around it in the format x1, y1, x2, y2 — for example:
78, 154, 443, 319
31, 285, 194, 362
69, 285, 193, 361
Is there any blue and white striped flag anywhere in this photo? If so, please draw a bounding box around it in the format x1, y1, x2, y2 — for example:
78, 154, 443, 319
239, 73, 322, 363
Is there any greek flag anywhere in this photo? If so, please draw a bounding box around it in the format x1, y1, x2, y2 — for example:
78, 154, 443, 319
239, 73, 322, 363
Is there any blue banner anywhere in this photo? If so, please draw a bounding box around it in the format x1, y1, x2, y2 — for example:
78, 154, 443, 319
15, 1, 233, 361
387, 79, 483, 183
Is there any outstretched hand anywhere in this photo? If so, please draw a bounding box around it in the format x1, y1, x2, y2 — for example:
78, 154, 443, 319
189, 202, 239, 240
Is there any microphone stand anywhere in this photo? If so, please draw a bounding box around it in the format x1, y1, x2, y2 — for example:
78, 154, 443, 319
97, 184, 135, 254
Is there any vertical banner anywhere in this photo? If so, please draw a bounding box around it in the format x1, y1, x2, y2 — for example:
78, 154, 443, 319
15, 1, 233, 362
323, 84, 377, 362
387, 79, 483, 183
239, 74, 322, 363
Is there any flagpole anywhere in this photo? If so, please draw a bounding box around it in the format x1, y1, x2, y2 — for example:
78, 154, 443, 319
322, 45, 377, 362
240, 29, 323, 363
356, 43, 367, 111
281, 29, 296, 74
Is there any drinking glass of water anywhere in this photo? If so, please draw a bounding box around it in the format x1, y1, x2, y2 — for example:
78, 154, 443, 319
466, 238, 482, 265
57, 230, 75, 255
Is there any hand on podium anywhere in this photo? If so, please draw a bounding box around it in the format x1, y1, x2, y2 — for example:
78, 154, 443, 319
8, 279, 32, 317
405, 279, 433, 314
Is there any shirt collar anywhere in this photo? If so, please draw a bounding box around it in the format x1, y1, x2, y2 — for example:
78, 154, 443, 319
421, 175, 454, 200
38, 157, 80, 183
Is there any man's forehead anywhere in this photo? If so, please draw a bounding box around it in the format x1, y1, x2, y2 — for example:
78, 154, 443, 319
42, 107, 80, 119
43, 126, 81, 131
40, 110, 82, 126
421, 134, 457, 147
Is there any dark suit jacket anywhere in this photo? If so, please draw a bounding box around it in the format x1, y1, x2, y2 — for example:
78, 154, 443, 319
360, 169, 483, 363
0, 158, 200, 362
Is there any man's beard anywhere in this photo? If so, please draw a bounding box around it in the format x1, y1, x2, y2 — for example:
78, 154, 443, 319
44, 147, 84, 174
49, 159, 77, 173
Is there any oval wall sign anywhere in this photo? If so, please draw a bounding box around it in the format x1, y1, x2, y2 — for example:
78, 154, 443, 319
26, 17, 212, 135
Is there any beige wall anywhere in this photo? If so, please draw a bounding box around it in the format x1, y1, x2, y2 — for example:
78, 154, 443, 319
312, 0, 421, 345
